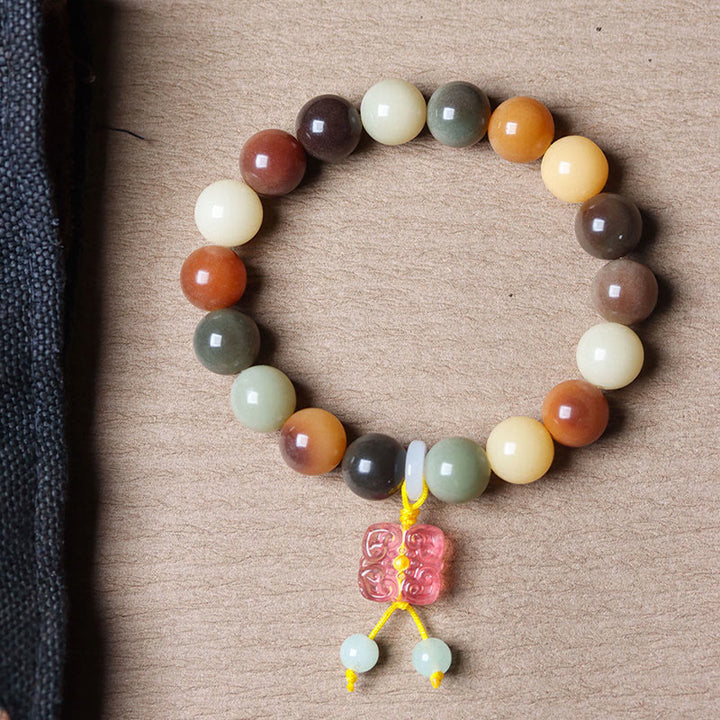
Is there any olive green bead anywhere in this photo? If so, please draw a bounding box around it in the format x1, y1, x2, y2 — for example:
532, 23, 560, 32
426, 81, 491, 148
193, 308, 260, 375
230, 365, 296, 432
425, 437, 490, 504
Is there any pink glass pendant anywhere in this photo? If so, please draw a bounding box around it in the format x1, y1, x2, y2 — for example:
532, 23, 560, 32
358, 522, 446, 605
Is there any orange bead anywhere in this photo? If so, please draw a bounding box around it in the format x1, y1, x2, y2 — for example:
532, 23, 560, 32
180, 246, 247, 310
541, 380, 609, 448
280, 408, 347, 475
487, 96, 554, 163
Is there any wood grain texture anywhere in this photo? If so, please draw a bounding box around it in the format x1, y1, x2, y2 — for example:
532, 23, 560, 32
64, 1, 720, 718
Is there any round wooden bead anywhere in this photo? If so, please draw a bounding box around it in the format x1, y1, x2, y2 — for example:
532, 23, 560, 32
485, 416, 554, 484
542, 380, 609, 447
576, 322, 644, 389
240, 129, 306, 196
541, 136, 609, 203
193, 308, 260, 375
575, 193, 643, 259
342, 433, 405, 500
194, 179, 263, 246
592, 258, 658, 324
280, 408, 347, 475
360, 78, 426, 146
295, 94, 362, 162
230, 365, 296, 432
426, 81, 491, 148
424, 437, 490, 504
180, 245, 247, 310
487, 96, 554, 163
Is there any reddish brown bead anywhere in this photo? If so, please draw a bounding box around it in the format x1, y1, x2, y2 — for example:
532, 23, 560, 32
542, 380, 609, 448
180, 246, 247, 310
592, 258, 659, 325
280, 408, 347, 475
240, 129, 306, 196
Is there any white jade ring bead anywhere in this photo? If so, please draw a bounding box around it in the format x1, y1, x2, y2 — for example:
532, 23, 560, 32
404, 440, 427, 502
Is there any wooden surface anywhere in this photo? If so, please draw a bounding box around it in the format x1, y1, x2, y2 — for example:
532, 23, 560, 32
64, 1, 720, 718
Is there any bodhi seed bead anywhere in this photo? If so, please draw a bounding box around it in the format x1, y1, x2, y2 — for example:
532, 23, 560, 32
193, 308, 260, 375
360, 78, 427, 146
230, 365, 296, 432
487, 96, 554, 163
591, 258, 659, 325
485, 416, 555, 484
424, 437, 490, 504
575, 193, 643, 259
426, 81, 491, 148
194, 179, 263, 247
295, 94, 362, 162
342, 433, 406, 500
576, 322, 644, 390
340, 634, 379, 674
541, 136, 609, 203
542, 379, 609, 447
280, 408, 347, 476
180, 245, 247, 311
239, 129, 307, 197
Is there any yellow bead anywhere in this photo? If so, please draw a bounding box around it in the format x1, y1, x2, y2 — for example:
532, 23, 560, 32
485, 416, 555, 484
540, 136, 609, 203
393, 554, 410, 572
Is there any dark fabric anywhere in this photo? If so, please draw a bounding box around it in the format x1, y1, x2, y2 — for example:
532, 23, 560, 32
0, 1, 68, 718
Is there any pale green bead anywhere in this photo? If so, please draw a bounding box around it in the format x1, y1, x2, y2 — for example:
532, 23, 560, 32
230, 365, 296, 432
412, 637, 452, 678
340, 634, 379, 673
425, 437, 490, 504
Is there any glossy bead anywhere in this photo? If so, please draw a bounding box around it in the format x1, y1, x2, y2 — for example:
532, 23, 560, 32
404, 439, 427, 502
342, 433, 405, 500
194, 179, 263, 247
426, 81, 491, 148
487, 96, 554, 163
360, 78, 426, 146
542, 380, 609, 447
425, 437, 490, 504
485, 416, 554, 485
239, 129, 306, 197
541, 136, 608, 203
340, 634, 379, 673
592, 258, 658, 324
230, 365, 296, 432
576, 322, 644, 390
193, 308, 260, 375
295, 94, 362, 162
180, 245, 247, 310
575, 193, 643, 259
412, 637, 452, 687
280, 408, 346, 475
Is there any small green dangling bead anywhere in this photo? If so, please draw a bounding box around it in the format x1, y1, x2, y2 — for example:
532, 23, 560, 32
412, 637, 452, 688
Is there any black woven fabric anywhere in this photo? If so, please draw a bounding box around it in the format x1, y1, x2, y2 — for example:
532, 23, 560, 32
0, 1, 68, 718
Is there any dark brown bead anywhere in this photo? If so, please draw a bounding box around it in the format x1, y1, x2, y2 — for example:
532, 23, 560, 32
591, 258, 659, 325
542, 380, 609, 448
240, 129, 306, 196
295, 94, 362, 162
575, 193, 642, 259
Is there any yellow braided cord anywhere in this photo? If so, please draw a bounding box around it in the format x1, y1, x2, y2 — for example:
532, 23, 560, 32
405, 604, 429, 640
345, 668, 357, 692
368, 601, 401, 640
400, 479, 429, 531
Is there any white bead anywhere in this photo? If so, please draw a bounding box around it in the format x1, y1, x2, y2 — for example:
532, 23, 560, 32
576, 322, 644, 390
404, 440, 427, 502
194, 179, 263, 247
412, 637, 452, 677
360, 79, 426, 146
340, 634, 379, 673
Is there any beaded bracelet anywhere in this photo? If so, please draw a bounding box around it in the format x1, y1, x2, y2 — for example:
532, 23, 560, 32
180, 79, 658, 692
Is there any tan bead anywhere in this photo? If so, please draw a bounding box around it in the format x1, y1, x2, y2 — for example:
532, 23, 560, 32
541, 136, 609, 203
485, 416, 555, 484
487, 96, 554, 163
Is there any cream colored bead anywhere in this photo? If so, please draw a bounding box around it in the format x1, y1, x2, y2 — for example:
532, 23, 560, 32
194, 179, 263, 246
485, 416, 554, 485
360, 79, 426, 146
576, 322, 644, 390
540, 136, 608, 203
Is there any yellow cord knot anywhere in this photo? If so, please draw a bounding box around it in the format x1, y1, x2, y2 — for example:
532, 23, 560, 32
395, 600, 410, 611
345, 668, 357, 692
400, 505, 420, 530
